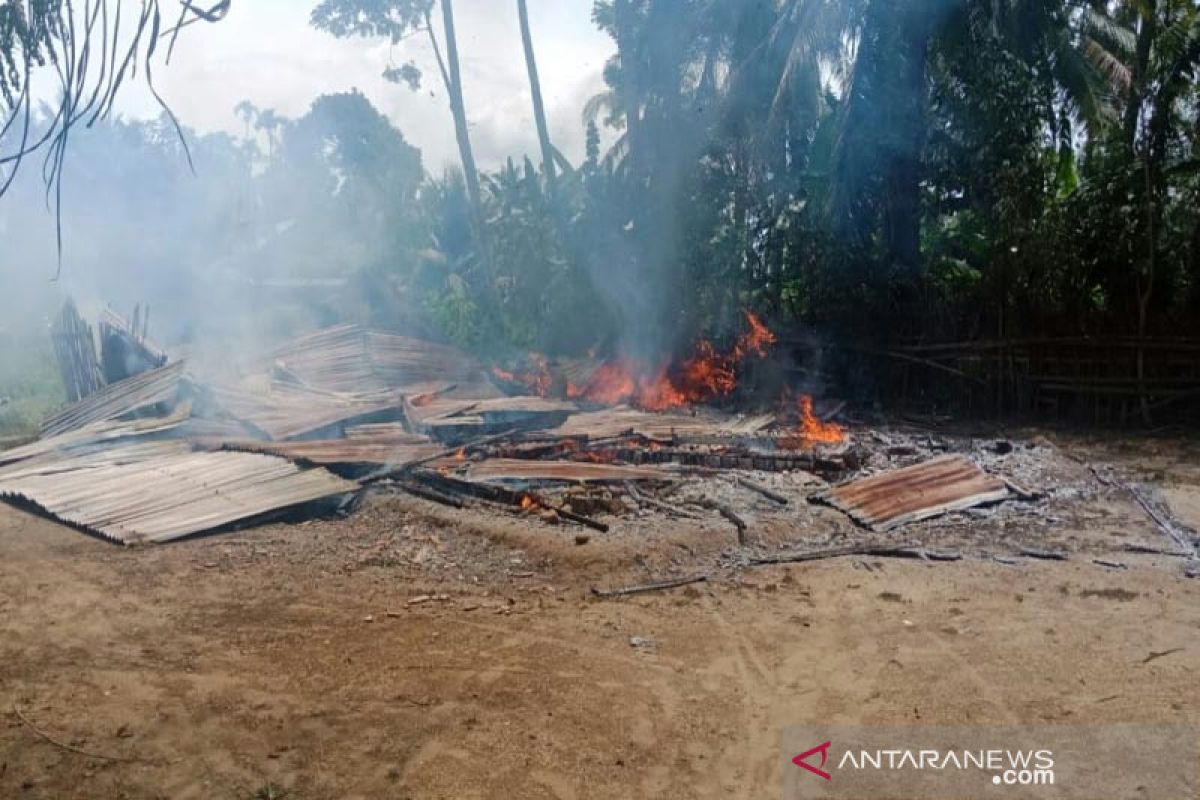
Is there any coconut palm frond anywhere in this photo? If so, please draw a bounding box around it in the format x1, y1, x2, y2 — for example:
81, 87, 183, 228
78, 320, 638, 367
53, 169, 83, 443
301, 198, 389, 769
1083, 36, 1132, 92
1081, 7, 1136, 57
583, 89, 621, 126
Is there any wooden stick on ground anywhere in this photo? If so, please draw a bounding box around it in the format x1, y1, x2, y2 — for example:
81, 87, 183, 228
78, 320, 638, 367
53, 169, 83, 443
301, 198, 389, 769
1091, 464, 1195, 556
539, 498, 610, 533
749, 544, 938, 566
398, 481, 466, 509
717, 505, 748, 545
735, 476, 789, 505
695, 498, 748, 544
1127, 484, 1196, 556
624, 482, 701, 519
13, 705, 136, 763
1016, 547, 1068, 561
1120, 543, 1192, 557
1002, 478, 1041, 501
591, 574, 708, 598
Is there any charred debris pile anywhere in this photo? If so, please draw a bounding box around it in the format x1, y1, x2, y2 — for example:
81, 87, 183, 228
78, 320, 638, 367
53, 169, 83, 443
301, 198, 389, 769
0, 300, 1044, 549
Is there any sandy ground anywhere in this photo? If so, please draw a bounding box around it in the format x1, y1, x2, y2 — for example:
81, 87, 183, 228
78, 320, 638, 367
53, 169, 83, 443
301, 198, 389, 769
1, 433, 1199, 799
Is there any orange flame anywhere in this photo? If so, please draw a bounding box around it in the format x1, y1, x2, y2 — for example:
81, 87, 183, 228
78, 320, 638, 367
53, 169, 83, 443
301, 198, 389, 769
733, 311, 778, 359
779, 391, 846, 449
492, 353, 552, 396
520, 495, 536, 511
798, 394, 845, 445
496, 310, 777, 411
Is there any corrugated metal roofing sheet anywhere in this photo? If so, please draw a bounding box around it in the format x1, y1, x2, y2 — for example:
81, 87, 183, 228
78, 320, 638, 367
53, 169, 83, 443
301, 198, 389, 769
216, 435, 442, 467
550, 407, 762, 440
208, 383, 405, 441
404, 395, 577, 439
367, 330, 493, 390
818, 454, 1009, 531
0, 443, 358, 544
1, 406, 191, 469
262, 325, 496, 396
40, 361, 185, 438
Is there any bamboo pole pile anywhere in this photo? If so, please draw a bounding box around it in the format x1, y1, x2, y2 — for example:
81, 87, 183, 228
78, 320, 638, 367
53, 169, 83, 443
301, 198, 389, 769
51, 300, 106, 403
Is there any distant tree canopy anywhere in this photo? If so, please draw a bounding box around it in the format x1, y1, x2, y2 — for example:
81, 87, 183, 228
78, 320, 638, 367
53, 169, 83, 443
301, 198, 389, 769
0, 0, 230, 248
3, 0, 1200, 363
0, 90, 427, 343
477, 0, 1200, 351
307, 0, 1200, 356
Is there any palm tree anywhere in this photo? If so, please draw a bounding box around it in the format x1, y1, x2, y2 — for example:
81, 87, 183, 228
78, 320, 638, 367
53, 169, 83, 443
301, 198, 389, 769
769, 0, 1131, 279
311, 0, 498, 306
517, 0, 557, 196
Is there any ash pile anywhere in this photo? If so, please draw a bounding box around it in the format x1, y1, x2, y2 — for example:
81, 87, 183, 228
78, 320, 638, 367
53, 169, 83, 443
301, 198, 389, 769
4, 299, 1192, 573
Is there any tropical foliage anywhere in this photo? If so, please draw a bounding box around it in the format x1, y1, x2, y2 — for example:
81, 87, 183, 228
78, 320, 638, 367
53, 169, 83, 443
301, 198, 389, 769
4, 0, 1200, 360
313, 0, 1200, 358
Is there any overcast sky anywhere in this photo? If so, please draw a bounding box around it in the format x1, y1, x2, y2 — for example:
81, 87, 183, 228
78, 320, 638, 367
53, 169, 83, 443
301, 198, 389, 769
115, 0, 615, 171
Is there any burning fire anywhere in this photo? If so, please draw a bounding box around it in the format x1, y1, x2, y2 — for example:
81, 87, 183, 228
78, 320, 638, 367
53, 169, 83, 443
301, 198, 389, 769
778, 390, 846, 449
734, 310, 778, 359
798, 394, 845, 445
519, 495, 537, 511
494, 311, 777, 411
492, 352, 553, 397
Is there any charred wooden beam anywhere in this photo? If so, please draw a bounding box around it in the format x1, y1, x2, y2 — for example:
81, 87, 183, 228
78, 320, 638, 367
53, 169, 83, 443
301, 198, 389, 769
735, 476, 789, 505
398, 481, 466, 509
749, 544, 930, 565
718, 506, 748, 545
581, 447, 857, 477
410, 469, 609, 533
546, 502, 610, 533
624, 482, 701, 519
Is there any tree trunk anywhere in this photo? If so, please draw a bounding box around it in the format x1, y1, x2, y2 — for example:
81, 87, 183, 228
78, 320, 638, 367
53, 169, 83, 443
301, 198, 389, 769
831, 0, 934, 289
438, 0, 496, 301
516, 0, 556, 196
613, 0, 642, 175
1122, 2, 1156, 154
884, 0, 933, 279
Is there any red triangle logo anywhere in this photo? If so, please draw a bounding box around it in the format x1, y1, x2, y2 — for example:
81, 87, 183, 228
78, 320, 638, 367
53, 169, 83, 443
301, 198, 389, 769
792, 740, 832, 781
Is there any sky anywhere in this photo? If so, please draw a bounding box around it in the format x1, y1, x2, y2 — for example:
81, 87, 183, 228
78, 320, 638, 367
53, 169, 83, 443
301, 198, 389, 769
115, 0, 616, 171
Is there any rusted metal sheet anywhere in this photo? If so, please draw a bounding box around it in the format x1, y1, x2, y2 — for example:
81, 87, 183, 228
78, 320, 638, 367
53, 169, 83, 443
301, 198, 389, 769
404, 395, 576, 440
2, 404, 192, 469
40, 361, 185, 439
463, 458, 671, 484
550, 407, 756, 440
367, 330, 494, 390
0, 443, 358, 544
262, 325, 497, 396
216, 435, 442, 467
208, 383, 405, 441
267, 324, 384, 393
818, 454, 1009, 532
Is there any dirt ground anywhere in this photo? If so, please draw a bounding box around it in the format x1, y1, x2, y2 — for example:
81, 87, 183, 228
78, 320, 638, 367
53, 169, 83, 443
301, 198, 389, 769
1, 431, 1199, 799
